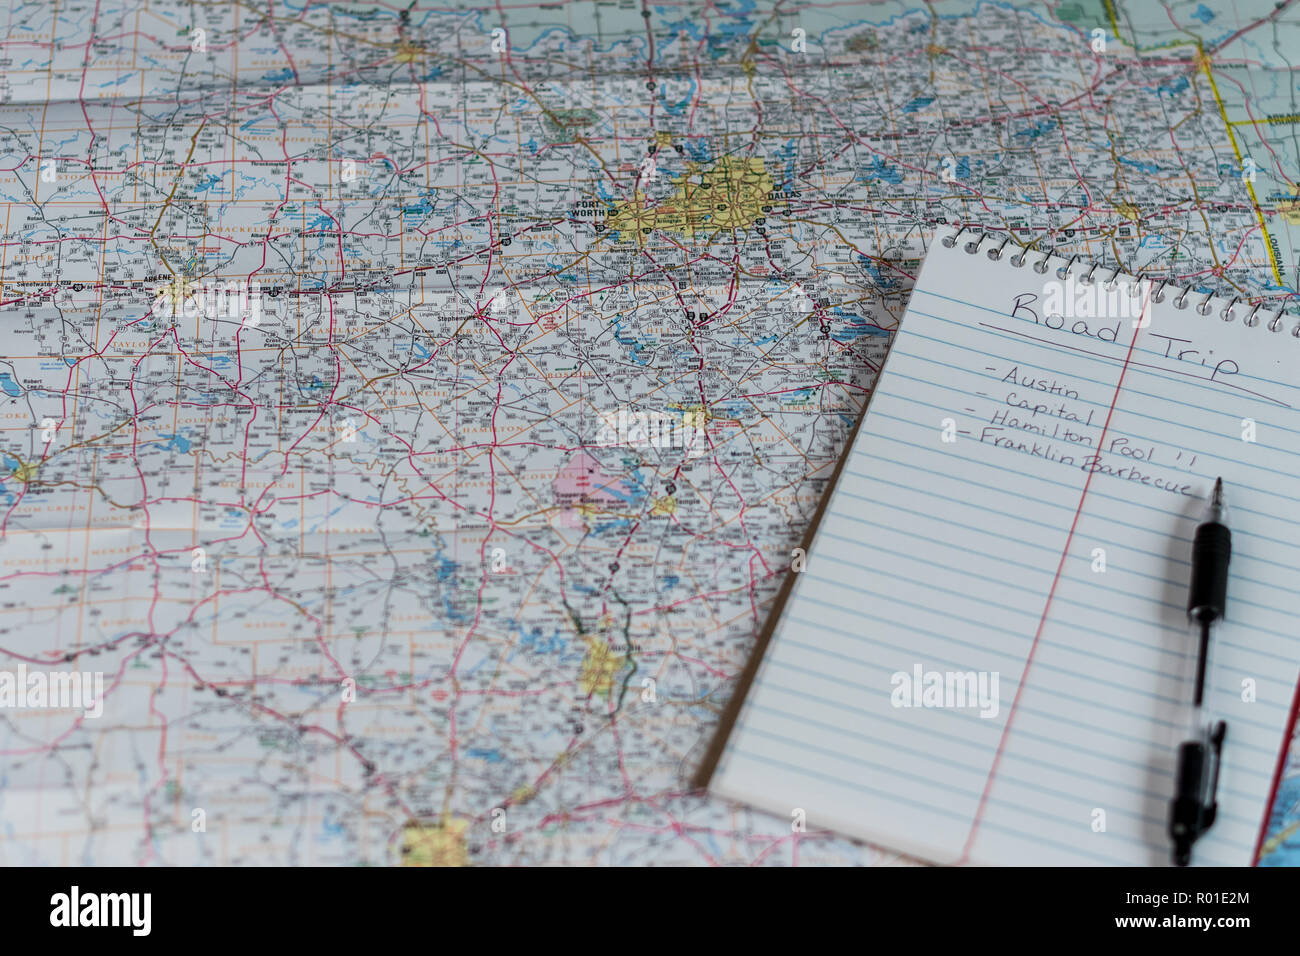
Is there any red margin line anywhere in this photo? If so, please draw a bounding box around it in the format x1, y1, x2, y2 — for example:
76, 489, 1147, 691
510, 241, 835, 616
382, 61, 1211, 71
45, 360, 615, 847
957, 301, 1149, 865
1252, 669, 1300, 865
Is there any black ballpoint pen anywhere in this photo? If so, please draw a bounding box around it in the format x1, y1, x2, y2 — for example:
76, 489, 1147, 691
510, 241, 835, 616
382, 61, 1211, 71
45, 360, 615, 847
1168, 477, 1231, 867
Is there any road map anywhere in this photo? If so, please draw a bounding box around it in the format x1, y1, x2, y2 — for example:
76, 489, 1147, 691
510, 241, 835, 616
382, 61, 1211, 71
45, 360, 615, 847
1, 0, 1298, 865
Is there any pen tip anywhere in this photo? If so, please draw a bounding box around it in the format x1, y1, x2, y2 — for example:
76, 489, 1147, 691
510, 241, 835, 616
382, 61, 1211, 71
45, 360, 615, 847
1203, 477, 1228, 525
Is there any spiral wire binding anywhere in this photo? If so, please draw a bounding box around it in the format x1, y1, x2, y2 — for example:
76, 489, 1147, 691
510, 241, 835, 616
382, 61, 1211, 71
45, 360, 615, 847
937, 226, 1300, 336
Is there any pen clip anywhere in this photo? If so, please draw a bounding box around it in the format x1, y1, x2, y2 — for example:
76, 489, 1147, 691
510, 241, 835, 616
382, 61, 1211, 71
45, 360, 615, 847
1201, 720, 1228, 830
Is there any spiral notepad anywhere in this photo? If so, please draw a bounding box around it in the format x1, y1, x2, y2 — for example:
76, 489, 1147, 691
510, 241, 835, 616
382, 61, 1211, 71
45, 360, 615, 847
697, 226, 1300, 866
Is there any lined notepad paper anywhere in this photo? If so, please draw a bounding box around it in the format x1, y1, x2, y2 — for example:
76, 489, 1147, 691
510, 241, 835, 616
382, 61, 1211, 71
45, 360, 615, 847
706, 229, 1300, 866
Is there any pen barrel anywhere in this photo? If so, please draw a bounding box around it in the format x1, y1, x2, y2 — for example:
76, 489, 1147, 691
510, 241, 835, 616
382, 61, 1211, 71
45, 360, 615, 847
1187, 521, 1231, 620
1169, 740, 1207, 861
